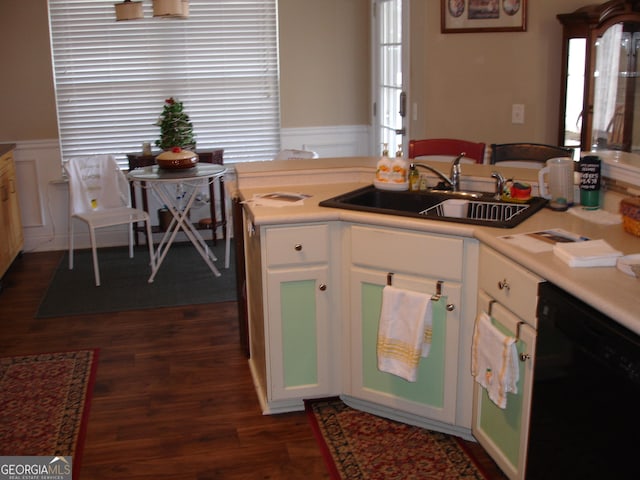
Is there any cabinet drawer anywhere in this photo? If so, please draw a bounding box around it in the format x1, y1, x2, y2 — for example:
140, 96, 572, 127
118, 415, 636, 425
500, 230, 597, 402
350, 225, 464, 280
265, 224, 329, 267
479, 245, 543, 322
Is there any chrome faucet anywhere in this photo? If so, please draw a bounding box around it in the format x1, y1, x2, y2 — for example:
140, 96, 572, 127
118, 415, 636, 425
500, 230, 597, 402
491, 171, 507, 200
414, 153, 466, 191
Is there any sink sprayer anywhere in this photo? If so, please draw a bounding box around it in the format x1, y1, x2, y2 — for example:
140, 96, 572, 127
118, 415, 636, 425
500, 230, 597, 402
413, 152, 466, 192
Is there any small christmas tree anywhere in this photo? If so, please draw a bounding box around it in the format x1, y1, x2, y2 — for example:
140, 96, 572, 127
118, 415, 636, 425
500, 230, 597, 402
155, 97, 196, 151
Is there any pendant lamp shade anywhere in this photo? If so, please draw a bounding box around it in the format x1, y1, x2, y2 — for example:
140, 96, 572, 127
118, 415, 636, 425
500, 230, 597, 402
114, 0, 144, 21
153, 0, 189, 18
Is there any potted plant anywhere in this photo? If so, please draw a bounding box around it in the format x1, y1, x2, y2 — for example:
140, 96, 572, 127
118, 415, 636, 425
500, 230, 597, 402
155, 97, 196, 151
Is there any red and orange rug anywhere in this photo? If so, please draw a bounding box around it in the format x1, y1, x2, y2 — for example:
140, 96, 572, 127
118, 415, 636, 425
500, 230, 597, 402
0, 349, 99, 479
306, 397, 489, 480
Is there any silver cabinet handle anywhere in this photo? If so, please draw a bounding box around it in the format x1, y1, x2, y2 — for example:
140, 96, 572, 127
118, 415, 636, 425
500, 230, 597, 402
294, 243, 302, 251
498, 279, 510, 291
446, 303, 455, 312
319, 283, 327, 291
519, 353, 531, 362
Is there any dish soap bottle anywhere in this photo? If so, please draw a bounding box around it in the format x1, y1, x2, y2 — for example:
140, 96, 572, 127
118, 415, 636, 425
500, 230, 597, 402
392, 146, 408, 184
408, 163, 420, 191
375, 143, 392, 184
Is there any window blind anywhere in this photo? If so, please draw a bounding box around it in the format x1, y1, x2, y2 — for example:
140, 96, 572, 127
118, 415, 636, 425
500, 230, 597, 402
48, 0, 280, 167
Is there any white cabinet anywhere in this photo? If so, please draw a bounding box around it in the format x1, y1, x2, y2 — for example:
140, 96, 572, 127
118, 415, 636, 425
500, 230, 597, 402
472, 245, 542, 480
0, 148, 23, 280
343, 224, 479, 434
245, 220, 339, 413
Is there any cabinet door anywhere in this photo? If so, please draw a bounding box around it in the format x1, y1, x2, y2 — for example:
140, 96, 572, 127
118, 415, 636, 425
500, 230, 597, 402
348, 267, 461, 424
0, 169, 9, 272
265, 265, 334, 401
472, 291, 536, 480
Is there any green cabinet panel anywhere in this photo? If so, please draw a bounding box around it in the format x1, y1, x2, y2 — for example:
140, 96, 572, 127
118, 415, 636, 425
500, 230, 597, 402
360, 282, 447, 407
281, 279, 318, 387
477, 326, 528, 467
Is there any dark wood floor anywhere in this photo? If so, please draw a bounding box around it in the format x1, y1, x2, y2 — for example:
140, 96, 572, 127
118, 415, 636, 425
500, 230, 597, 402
0, 251, 507, 480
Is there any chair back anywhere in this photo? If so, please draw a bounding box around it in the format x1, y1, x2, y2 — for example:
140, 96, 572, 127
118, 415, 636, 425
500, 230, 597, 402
274, 149, 319, 160
490, 143, 573, 167
65, 155, 130, 215
408, 138, 486, 164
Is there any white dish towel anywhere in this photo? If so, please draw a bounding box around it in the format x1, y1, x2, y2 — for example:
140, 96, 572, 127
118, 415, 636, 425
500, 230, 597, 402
377, 285, 433, 382
471, 311, 519, 409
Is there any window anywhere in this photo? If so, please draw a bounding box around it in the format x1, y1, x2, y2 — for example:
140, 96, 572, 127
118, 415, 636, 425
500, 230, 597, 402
48, 0, 280, 166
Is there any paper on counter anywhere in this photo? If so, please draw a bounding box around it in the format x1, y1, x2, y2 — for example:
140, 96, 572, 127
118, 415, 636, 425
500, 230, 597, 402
242, 192, 311, 207
500, 228, 588, 253
568, 207, 622, 225
553, 239, 623, 267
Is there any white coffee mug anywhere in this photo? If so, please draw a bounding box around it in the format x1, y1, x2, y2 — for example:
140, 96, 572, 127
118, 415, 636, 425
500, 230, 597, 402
538, 157, 574, 211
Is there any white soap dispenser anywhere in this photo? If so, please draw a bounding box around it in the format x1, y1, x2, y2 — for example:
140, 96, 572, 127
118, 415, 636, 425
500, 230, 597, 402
392, 145, 408, 186
375, 143, 392, 186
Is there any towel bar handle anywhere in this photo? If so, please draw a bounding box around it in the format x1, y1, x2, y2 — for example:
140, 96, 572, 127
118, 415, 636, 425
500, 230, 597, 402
431, 280, 444, 301
432, 280, 455, 311
486, 300, 529, 360
386, 274, 454, 311
515, 320, 524, 341
515, 321, 531, 361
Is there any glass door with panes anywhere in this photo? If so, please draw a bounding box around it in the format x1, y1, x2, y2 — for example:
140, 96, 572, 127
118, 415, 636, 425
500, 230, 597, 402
372, 0, 409, 157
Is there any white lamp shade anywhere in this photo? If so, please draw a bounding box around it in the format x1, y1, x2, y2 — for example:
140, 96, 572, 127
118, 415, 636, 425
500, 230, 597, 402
153, 0, 189, 18
114, 1, 144, 21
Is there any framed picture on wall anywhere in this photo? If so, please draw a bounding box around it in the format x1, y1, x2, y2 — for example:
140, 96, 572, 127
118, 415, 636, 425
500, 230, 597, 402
441, 0, 527, 33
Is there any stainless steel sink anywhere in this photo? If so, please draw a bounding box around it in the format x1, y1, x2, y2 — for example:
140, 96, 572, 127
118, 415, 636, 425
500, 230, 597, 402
319, 185, 548, 228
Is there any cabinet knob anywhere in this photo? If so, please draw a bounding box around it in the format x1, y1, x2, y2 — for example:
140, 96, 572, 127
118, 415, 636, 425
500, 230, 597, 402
294, 243, 303, 251
319, 283, 327, 291
498, 279, 510, 291
446, 303, 455, 312
519, 353, 531, 362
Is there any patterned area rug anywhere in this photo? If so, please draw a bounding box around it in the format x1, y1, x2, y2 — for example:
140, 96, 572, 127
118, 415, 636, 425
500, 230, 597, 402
306, 397, 488, 480
0, 350, 99, 479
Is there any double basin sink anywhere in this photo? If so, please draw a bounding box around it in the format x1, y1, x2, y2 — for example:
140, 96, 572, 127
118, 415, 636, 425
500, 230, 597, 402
319, 185, 547, 228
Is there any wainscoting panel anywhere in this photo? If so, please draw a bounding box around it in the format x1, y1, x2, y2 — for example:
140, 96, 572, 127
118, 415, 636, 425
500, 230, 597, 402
14, 158, 43, 228
13, 140, 66, 252
12, 125, 372, 252
280, 125, 371, 157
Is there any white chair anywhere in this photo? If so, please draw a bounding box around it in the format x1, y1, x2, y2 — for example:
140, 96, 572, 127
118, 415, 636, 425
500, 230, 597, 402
65, 154, 155, 286
274, 149, 319, 160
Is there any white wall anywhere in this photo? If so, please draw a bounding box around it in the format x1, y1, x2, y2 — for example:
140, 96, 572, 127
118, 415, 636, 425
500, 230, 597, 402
14, 127, 370, 252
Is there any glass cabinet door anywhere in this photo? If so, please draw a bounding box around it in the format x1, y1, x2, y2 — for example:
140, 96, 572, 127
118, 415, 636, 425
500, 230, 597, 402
591, 23, 640, 152
558, 3, 640, 154
561, 38, 586, 149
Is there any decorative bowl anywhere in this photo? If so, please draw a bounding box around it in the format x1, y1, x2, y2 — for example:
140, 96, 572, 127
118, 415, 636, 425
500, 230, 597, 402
156, 148, 198, 169
620, 196, 640, 237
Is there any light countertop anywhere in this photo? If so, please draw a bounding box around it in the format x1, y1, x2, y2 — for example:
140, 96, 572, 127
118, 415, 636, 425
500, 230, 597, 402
234, 157, 640, 335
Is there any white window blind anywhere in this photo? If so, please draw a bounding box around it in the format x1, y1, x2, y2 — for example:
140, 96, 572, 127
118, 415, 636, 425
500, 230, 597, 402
48, 0, 280, 166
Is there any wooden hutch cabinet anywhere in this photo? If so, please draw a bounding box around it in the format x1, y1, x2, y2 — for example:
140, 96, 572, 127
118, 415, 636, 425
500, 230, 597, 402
558, 0, 640, 153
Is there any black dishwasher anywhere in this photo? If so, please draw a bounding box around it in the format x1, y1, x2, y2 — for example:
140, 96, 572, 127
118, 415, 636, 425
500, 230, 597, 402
527, 282, 640, 479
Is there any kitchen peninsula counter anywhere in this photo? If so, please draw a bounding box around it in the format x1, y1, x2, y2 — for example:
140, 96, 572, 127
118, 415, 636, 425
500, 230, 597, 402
234, 156, 640, 335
